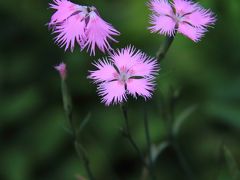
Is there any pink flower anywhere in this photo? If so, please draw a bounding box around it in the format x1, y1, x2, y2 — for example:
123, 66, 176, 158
84, 10, 120, 56
49, 0, 81, 26
88, 46, 159, 106
48, 0, 119, 54
54, 12, 87, 51
55, 62, 67, 80
148, 0, 216, 42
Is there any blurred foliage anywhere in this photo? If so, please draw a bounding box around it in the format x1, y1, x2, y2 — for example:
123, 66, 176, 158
0, 0, 240, 180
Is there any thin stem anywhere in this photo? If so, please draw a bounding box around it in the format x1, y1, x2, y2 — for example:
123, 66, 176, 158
61, 79, 95, 180
215, 142, 224, 180
121, 104, 147, 167
172, 139, 194, 180
168, 87, 176, 136
167, 88, 194, 180
143, 108, 156, 180
75, 142, 95, 180
156, 34, 175, 63
61, 79, 73, 127
155, 28, 194, 180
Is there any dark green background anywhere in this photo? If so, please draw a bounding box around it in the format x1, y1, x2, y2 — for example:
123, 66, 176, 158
0, 0, 240, 179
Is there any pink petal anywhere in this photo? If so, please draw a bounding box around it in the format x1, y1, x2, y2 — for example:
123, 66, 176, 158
98, 81, 126, 106
84, 11, 120, 56
148, 0, 173, 15
178, 22, 205, 42
111, 46, 143, 71
54, 13, 86, 51
49, 0, 79, 25
149, 15, 176, 36
131, 54, 159, 78
173, 0, 197, 14
88, 59, 116, 83
127, 79, 154, 99
185, 7, 216, 28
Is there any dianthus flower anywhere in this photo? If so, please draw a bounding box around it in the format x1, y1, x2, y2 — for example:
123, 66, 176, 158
88, 46, 159, 106
148, 0, 216, 42
48, 0, 119, 55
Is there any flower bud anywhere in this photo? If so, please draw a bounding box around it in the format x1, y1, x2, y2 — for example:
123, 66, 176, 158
55, 62, 67, 80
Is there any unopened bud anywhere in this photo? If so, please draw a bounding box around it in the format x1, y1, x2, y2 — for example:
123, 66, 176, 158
54, 62, 67, 80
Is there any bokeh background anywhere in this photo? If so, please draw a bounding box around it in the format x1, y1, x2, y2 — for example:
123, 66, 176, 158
0, 0, 240, 179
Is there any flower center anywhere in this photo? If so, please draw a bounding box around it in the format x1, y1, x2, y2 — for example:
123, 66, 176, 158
174, 13, 184, 23
119, 71, 129, 82
114, 66, 134, 84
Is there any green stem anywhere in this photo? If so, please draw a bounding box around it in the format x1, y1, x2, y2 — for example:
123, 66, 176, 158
75, 142, 95, 180
61, 79, 73, 127
167, 88, 194, 180
172, 139, 194, 180
156, 30, 194, 180
156, 35, 175, 63
121, 104, 147, 167
143, 108, 156, 180
168, 87, 176, 137
61, 79, 95, 180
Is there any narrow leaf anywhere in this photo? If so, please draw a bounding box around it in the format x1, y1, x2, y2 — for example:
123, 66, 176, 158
77, 112, 92, 135
172, 105, 197, 136
151, 141, 170, 163
223, 146, 240, 180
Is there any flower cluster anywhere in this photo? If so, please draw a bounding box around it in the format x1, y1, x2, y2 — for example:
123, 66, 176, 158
51, 0, 216, 106
148, 0, 216, 42
88, 46, 159, 106
48, 0, 119, 55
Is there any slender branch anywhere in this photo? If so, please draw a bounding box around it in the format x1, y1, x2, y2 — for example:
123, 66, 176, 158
61, 78, 95, 180
155, 29, 194, 180
75, 142, 95, 180
121, 104, 147, 167
61, 79, 73, 128
166, 88, 194, 180
168, 87, 176, 136
143, 108, 156, 180
156, 35, 175, 63
172, 139, 194, 180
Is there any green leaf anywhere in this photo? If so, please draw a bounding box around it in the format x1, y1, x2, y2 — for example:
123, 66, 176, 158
77, 112, 92, 135
223, 146, 240, 180
172, 105, 197, 136
151, 141, 170, 163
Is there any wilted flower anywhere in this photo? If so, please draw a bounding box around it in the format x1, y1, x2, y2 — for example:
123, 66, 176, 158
88, 46, 159, 106
48, 0, 119, 55
54, 62, 67, 80
148, 0, 216, 42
